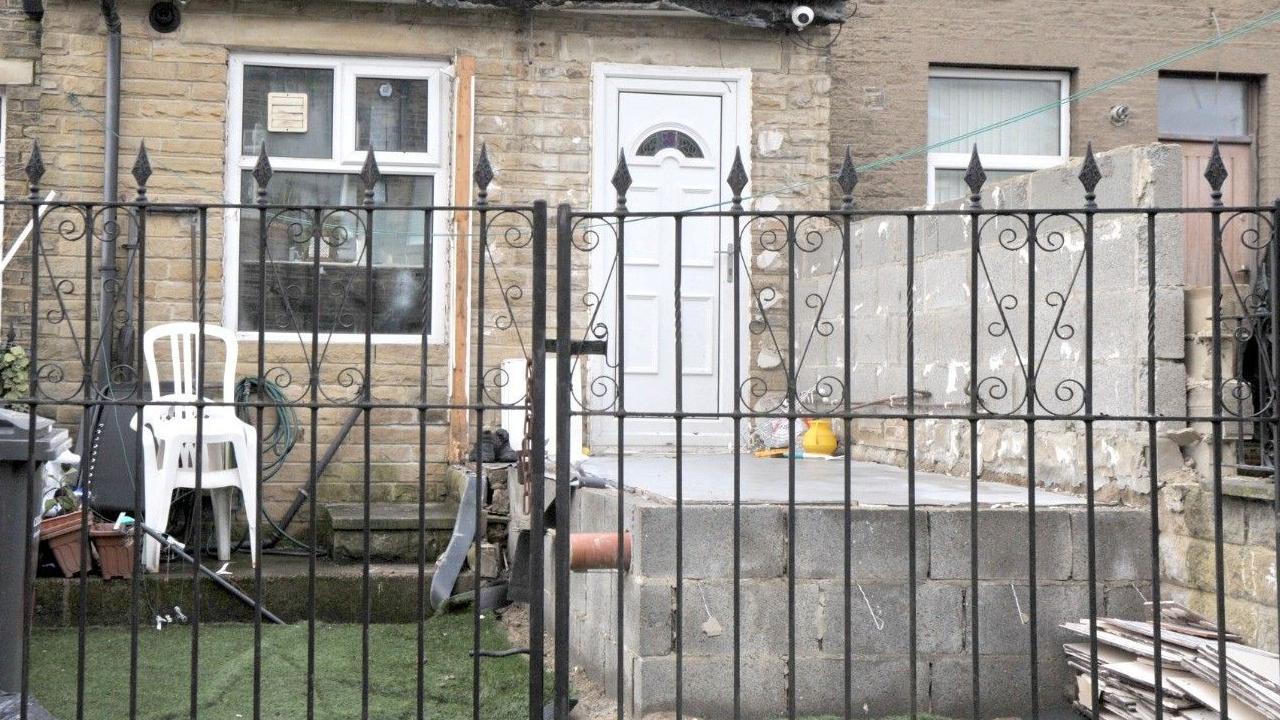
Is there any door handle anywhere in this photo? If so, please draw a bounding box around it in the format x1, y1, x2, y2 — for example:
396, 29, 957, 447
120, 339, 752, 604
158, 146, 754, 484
715, 242, 736, 283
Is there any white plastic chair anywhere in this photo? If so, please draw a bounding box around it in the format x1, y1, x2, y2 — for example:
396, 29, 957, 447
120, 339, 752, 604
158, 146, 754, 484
134, 323, 257, 572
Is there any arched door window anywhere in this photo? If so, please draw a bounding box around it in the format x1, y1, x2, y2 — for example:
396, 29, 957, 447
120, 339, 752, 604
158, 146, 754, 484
635, 129, 704, 158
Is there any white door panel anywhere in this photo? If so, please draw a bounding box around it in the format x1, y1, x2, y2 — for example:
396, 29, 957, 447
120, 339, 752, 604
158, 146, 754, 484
590, 78, 742, 449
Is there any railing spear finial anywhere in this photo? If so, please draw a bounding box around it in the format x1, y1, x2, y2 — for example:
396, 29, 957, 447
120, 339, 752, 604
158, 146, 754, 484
727, 147, 748, 211
837, 145, 858, 211
964, 144, 985, 210
253, 142, 273, 204
132, 141, 152, 201
25, 140, 44, 200
1204, 140, 1228, 206
474, 143, 494, 206
1079, 142, 1101, 208
360, 148, 380, 206
611, 149, 631, 213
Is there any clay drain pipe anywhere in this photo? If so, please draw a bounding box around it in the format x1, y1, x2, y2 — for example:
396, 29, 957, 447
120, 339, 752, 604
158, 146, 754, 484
569, 531, 632, 572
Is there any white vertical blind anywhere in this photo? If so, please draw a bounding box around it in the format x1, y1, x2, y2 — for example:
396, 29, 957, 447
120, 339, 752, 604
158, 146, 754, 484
928, 75, 1062, 155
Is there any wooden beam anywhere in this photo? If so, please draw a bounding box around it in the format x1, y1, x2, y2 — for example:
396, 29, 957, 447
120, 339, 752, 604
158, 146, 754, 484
448, 54, 476, 463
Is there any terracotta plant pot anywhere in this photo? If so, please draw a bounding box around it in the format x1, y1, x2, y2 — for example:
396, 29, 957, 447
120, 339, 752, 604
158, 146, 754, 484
39, 509, 90, 578
39, 508, 83, 537
91, 523, 134, 580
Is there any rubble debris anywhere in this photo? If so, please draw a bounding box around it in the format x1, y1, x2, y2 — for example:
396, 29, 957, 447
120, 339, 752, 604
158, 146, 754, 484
1063, 602, 1278, 719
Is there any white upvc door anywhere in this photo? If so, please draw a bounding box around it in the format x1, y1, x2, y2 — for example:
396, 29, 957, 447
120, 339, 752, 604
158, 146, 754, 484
589, 66, 749, 451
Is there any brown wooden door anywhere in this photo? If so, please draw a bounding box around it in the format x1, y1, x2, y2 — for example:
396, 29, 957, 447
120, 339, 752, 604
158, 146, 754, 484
1178, 140, 1256, 287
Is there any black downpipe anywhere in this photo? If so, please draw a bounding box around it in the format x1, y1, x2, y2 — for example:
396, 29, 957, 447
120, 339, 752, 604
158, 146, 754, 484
100, 0, 121, 389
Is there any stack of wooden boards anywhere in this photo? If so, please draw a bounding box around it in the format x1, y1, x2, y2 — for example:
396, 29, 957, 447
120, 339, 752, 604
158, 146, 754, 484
1063, 603, 1280, 719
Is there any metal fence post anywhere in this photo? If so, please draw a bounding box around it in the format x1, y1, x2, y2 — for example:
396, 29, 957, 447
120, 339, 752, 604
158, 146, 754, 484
553, 203, 573, 720
529, 199, 548, 720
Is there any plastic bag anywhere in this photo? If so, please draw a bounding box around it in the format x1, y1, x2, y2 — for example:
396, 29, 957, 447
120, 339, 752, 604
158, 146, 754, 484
0, 692, 57, 720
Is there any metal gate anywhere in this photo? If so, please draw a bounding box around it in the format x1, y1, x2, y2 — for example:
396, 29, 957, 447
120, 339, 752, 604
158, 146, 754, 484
3, 137, 1278, 720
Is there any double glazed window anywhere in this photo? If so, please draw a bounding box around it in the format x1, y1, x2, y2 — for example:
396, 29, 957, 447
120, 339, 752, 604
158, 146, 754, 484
927, 68, 1070, 203
227, 55, 448, 340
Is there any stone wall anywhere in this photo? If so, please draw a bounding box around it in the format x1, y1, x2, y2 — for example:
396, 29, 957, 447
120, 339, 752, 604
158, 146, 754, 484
795, 144, 1186, 495
0, 1, 44, 338
14, 0, 831, 513
831, 0, 1280, 208
1158, 286, 1280, 650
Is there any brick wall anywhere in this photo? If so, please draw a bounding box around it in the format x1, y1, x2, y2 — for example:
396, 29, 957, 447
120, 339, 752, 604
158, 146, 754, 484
15, 0, 832, 515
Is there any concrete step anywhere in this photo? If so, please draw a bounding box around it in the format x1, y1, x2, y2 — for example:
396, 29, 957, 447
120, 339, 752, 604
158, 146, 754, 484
321, 501, 458, 563
33, 555, 470, 626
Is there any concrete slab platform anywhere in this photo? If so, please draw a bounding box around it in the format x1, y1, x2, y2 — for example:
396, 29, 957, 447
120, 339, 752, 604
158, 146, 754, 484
579, 452, 1086, 506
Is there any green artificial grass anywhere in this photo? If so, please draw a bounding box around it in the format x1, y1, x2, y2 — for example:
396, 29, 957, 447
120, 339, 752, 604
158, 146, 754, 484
28, 613, 547, 720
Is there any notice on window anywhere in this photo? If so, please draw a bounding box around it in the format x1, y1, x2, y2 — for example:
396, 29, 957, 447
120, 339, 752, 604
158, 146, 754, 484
266, 92, 308, 133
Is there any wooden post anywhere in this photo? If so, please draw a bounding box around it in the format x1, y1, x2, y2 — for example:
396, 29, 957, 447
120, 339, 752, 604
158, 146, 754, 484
448, 55, 476, 462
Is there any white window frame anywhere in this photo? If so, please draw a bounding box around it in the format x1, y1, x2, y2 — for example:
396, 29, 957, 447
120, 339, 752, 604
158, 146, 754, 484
926, 67, 1070, 204
0, 92, 7, 243
223, 52, 452, 345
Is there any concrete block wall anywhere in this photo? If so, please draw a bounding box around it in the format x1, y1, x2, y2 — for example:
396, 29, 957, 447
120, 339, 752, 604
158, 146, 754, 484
547, 487, 1153, 718
793, 144, 1186, 499
12, 0, 831, 514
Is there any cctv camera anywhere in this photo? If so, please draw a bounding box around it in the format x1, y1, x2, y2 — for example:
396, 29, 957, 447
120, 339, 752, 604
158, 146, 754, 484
791, 5, 815, 29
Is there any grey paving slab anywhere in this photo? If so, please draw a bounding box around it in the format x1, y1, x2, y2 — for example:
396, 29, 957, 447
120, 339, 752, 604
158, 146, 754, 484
578, 453, 1086, 507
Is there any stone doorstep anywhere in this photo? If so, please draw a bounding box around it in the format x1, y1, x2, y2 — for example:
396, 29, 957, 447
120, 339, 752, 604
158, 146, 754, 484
323, 501, 458, 532
322, 501, 459, 563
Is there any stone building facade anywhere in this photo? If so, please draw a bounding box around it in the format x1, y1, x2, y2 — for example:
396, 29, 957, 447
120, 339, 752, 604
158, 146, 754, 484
1, 1, 835, 515
831, 0, 1280, 208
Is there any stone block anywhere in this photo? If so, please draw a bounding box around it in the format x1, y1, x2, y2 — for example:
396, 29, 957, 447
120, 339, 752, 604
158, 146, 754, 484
631, 653, 788, 719
928, 653, 1073, 717
928, 507, 1073, 581
623, 576, 674, 657
1071, 507, 1154, 581
974, 581, 1088, 657
793, 507, 928, 580
675, 578, 790, 658
1244, 500, 1276, 549
630, 503, 787, 580
1102, 580, 1152, 620
817, 579, 965, 655
793, 654, 929, 718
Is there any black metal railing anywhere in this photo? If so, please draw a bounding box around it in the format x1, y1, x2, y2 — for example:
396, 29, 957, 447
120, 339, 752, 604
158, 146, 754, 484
5, 142, 549, 720
4, 137, 1277, 720
552, 142, 1278, 720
